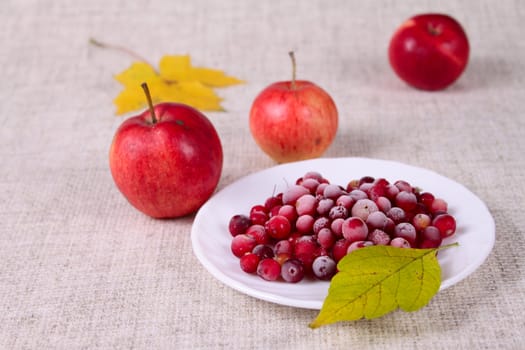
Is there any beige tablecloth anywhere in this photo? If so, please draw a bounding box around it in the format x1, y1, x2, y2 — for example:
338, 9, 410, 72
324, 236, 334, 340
1, 0, 523, 349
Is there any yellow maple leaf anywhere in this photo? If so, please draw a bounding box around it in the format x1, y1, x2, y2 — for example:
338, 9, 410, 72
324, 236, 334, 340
113, 63, 165, 114
159, 55, 244, 87
115, 62, 161, 86
157, 81, 225, 112
113, 55, 243, 115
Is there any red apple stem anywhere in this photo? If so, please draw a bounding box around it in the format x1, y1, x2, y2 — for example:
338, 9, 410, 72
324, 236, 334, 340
141, 83, 157, 124
288, 51, 297, 90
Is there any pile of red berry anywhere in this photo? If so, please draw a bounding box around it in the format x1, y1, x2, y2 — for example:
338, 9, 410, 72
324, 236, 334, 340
228, 171, 457, 283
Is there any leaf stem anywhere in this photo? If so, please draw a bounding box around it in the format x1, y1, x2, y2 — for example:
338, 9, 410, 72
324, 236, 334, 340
141, 83, 157, 124
89, 38, 155, 68
435, 242, 460, 252
288, 51, 297, 90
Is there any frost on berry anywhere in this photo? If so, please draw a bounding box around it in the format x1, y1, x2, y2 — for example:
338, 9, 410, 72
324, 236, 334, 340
281, 259, 305, 283
231, 234, 257, 258
351, 199, 378, 221
312, 256, 337, 280
342, 217, 368, 242
368, 229, 391, 245
257, 258, 281, 281
282, 185, 309, 205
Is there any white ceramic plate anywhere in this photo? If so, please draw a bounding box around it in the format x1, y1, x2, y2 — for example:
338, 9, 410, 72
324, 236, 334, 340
191, 157, 495, 310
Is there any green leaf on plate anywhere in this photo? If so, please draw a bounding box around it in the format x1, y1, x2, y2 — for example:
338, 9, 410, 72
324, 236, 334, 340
309, 243, 458, 328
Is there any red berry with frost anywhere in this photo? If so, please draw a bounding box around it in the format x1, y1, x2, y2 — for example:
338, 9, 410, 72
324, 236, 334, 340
418, 225, 443, 248
328, 205, 348, 220
295, 194, 317, 216
264, 196, 282, 212
336, 194, 355, 209
313, 216, 331, 234
431, 198, 448, 214
229, 214, 251, 236
278, 204, 297, 223
275, 239, 293, 255
250, 204, 267, 215
296, 214, 315, 233
366, 211, 389, 230
315, 182, 329, 196
240, 253, 260, 273
385, 184, 400, 200
394, 180, 412, 192
375, 196, 392, 213
359, 176, 375, 186
312, 256, 337, 280
342, 216, 369, 242
257, 258, 281, 281
368, 228, 391, 245
231, 234, 257, 258
333, 239, 351, 262
281, 259, 305, 283
303, 171, 324, 182
387, 207, 406, 223
245, 224, 270, 244
349, 189, 368, 201
294, 235, 319, 272
346, 179, 359, 191
300, 178, 320, 194
394, 222, 417, 246
419, 192, 435, 210
282, 185, 309, 205
368, 184, 386, 201
330, 218, 345, 237
252, 244, 275, 259
359, 182, 373, 193
323, 184, 344, 199
390, 237, 411, 248
432, 214, 456, 238
412, 213, 431, 231
269, 205, 281, 217
265, 215, 292, 239
347, 240, 374, 254
317, 198, 335, 216
317, 227, 336, 249
395, 191, 418, 212
351, 198, 379, 221
249, 205, 268, 225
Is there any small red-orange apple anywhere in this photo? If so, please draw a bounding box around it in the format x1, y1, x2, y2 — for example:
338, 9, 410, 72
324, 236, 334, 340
109, 83, 223, 218
249, 52, 338, 163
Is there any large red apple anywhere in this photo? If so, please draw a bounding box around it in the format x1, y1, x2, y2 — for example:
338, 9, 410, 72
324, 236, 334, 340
388, 13, 470, 91
249, 52, 338, 163
109, 83, 223, 218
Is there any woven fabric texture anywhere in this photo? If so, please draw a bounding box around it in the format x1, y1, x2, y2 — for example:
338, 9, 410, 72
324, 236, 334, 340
0, 0, 524, 349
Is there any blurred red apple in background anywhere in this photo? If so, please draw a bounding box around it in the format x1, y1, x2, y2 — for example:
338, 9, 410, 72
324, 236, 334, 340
388, 13, 470, 91
109, 83, 223, 218
249, 52, 338, 163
